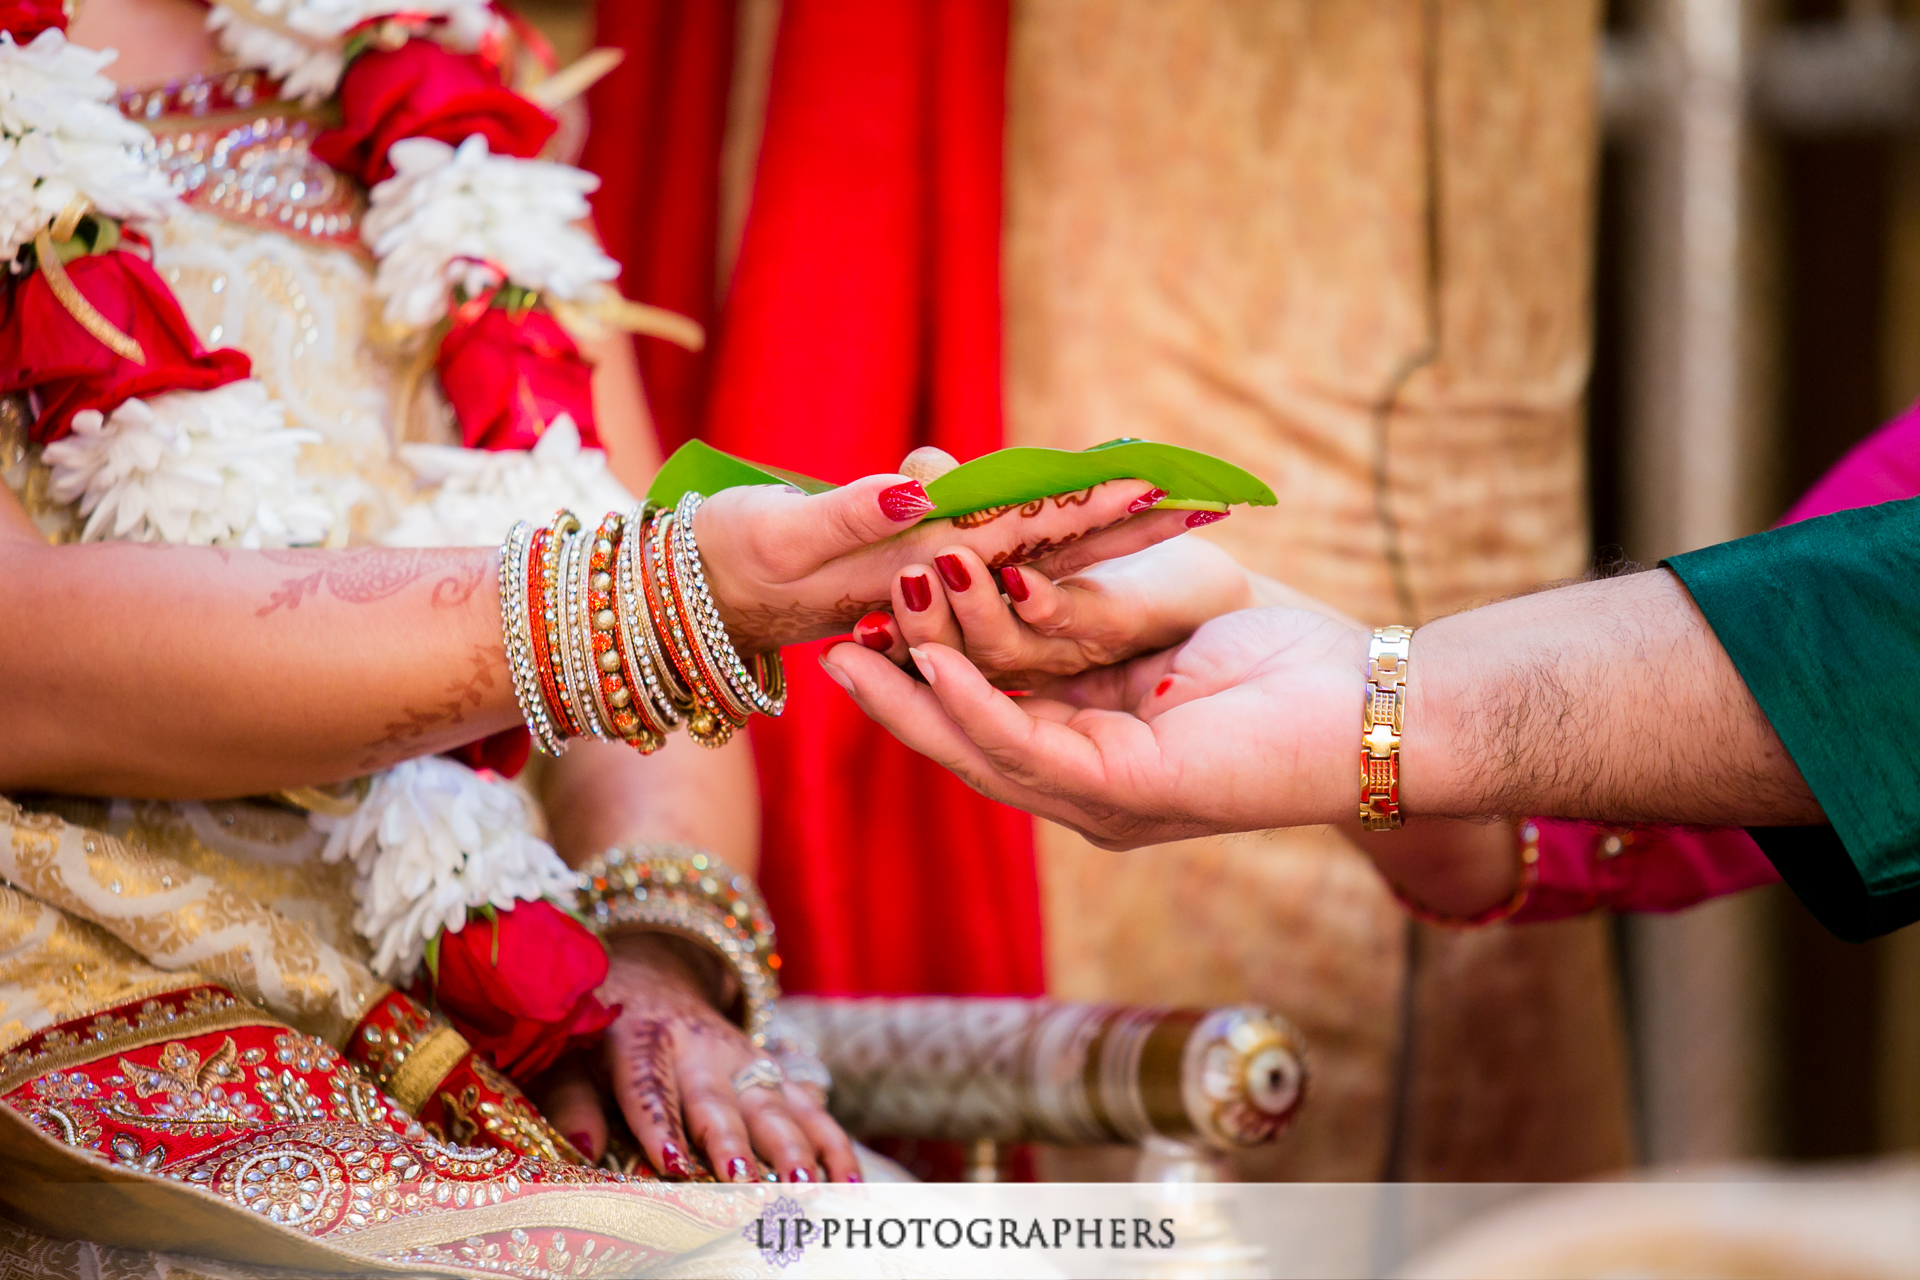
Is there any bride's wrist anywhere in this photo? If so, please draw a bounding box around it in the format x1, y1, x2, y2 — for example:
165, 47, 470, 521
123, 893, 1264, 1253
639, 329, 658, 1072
499, 505, 787, 756
610, 931, 740, 1011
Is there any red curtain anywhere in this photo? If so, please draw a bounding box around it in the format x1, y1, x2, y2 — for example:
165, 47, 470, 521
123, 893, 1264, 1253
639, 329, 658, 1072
583, 0, 1041, 997
582, 0, 735, 451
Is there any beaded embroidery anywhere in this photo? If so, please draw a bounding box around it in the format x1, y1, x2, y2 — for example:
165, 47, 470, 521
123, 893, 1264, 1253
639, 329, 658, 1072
119, 72, 364, 249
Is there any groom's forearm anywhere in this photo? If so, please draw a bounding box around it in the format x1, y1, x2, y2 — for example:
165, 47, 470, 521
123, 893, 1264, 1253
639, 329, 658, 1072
1399, 569, 1823, 827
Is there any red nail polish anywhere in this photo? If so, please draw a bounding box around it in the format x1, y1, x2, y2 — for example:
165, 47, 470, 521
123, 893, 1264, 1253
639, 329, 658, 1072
1154, 677, 1174, 698
935, 554, 972, 593
1127, 487, 1169, 514
661, 1141, 692, 1177
901, 573, 933, 613
788, 1167, 813, 1183
727, 1157, 752, 1183
565, 1131, 594, 1158
999, 566, 1029, 601
1185, 509, 1229, 527
879, 481, 934, 522
856, 611, 892, 651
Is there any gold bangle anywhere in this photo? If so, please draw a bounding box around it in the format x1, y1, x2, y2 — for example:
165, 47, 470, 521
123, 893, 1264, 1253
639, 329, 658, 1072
578, 844, 781, 1046
1360, 624, 1414, 831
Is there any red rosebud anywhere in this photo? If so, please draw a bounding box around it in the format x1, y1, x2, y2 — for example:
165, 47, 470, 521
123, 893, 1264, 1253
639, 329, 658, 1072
435, 300, 598, 452
0, 248, 251, 442
1, 1, 69, 41
313, 39, 558, 187
447, 727, 532, 779
430, 898, 619, 1086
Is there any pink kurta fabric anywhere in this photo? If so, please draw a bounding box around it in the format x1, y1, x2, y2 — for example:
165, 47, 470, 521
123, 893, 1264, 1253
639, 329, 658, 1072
1511, 403, 1920, 922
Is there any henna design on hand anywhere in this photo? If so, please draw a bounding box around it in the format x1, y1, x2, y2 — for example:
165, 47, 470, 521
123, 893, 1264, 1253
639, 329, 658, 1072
354, 643, 500, 767
719, 593, 889, 654
430, 560, 489, 610
950, 487, 1094, 530
987, 530, 1087, 569
256, 549, 482, 617
618, 1018, 679, 1130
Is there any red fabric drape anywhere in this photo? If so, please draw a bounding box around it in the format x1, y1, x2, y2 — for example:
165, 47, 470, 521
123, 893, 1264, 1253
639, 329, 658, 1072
582, 0, 735, 451
583, 0, 1039, 997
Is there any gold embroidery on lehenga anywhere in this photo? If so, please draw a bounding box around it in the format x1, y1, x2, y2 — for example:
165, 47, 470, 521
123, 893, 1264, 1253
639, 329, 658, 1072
0, 885, 189, 1048
437, 1057, 573, 1166
0, 992, 263, 1094
0, 798, 381, 1045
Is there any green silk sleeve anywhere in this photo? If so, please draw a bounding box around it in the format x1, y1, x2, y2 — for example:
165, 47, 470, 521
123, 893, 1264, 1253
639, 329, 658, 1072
1665, 496, 1920, 939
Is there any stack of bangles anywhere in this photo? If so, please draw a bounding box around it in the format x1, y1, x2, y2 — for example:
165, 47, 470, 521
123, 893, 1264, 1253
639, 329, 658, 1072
499, 492, 786, 754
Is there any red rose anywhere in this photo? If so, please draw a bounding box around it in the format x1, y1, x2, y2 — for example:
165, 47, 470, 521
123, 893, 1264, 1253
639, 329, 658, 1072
1, 1, 68, 41
435, 298, 599, 451
0, 248, 251, 442
313, 39, 557, 187
447, 727, 532, 779
430, 898, 619, 1085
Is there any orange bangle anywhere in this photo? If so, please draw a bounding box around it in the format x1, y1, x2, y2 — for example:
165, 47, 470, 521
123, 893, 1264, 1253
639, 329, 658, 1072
1391, 820, 1541, 929
526, 524, 579, 740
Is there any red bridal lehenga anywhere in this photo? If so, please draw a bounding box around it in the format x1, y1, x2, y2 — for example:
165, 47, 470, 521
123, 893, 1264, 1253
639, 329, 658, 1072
0, 7, 852, 1274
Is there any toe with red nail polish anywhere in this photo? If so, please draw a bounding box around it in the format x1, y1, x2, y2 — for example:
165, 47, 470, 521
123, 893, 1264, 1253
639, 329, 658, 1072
999, 566, 1029, 601
660, 1141, 692, 1178
787, 1167, 813, 1183
1185, 509, 1229, 528
934, 554, 972, 593
727, 1157, 752, 1183
878, 481, 934, 522
565, 1132, 594, 1159
856, 611, 892, 652
901, 573, 933, 612
1127, 487, 1169, 514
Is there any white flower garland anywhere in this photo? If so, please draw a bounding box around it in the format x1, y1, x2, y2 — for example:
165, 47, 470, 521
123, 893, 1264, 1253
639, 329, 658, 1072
0, 29, 174, 260
11, 24, 626, 983
314, 755, 580, 983
382, 414, 637, 549
206, 0, 498, 105
43, 379, 337, 547
362, 134, 618, 332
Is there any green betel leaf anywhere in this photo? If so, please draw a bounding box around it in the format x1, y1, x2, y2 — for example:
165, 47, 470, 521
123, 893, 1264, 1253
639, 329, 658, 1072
920, 439, 1275, 519
644, 437, 1275, 519
646, 439, 834, 510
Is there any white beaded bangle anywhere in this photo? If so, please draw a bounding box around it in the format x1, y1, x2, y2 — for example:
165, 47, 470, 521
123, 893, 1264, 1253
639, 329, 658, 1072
674, 492, 786, 718
499, 520, 564, 755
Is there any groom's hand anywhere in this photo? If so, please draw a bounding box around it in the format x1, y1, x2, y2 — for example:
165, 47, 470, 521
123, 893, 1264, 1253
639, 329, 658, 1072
819, 607, 1370, 849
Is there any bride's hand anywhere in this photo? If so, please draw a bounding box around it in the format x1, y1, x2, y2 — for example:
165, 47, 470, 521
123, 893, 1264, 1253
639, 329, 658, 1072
847, 533, 1257, 687
535, 934, 857, 1182
694, 467, 1188, 654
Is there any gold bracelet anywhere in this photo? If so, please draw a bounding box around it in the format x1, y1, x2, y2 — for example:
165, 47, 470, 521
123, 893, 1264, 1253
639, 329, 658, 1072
577, 844, 781, 1045
1360, 624, 1414, 831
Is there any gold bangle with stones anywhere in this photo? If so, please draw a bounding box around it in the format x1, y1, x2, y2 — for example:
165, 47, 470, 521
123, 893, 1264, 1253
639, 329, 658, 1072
652, 505, 746, 747
578, 844, 781, 1046
612, 507, 679, 741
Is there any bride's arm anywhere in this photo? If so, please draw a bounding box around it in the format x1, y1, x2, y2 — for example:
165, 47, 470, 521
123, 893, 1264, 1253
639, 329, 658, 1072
0, 500, 514, 796
0, 472, 1181, 798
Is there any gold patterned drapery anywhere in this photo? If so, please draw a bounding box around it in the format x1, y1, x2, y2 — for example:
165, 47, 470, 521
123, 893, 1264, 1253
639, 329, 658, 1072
1004, 0, 1633, 1180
